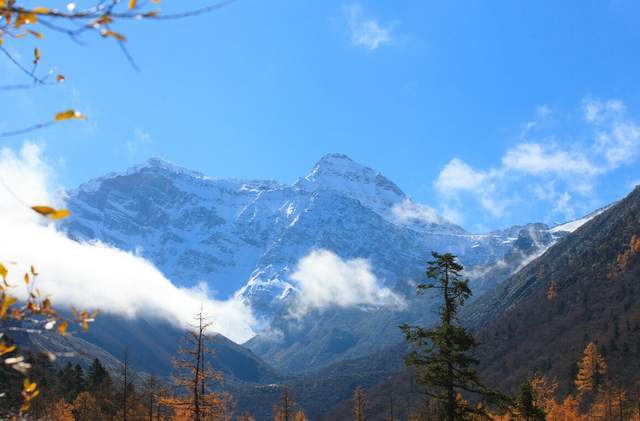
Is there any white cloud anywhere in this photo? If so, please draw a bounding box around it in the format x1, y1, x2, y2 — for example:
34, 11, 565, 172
502, 143, 598, 176
0, 143, 255, 343
441, 205, 464, 226
551, 191, 574, 220
434, 158, 487, 193
289, 249, 405, 316
583, 98, 640, 170
583, 98, 603, 123
126, 128, 153, 157
536, 105, 552, 118
596, 122, 640, 169
391, 198, 445, 225
345, 4, 392, 51
434, 158, 506, 217
583, 97, 625, 123
435, 98, 640, 224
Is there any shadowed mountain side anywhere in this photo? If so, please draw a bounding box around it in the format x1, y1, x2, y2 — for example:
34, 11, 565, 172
11, 314, 282, 385
227, 342, 408, 420
464, 186, 640, 396
320, 368, 424, 421
64, 155, 574, 373
319, 189, 640, 419
83, 315, 283, 384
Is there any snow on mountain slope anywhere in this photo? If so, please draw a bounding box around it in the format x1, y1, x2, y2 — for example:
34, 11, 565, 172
295, 154, 462, 232
550, 204, 614, 233
294, 154, 406, 222
65, 158, 284, 298
62, 153, 591, 366
64, 155, 513, 316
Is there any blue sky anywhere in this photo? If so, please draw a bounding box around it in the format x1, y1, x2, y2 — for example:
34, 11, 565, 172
2, 0, 640, 232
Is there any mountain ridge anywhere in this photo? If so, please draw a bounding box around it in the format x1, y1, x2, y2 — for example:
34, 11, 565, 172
61, 154, 602, 373
465, 186, 640, 395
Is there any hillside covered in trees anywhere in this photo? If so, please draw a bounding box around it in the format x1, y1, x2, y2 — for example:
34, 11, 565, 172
2, 1, 640, 419
3, 186, 640, 419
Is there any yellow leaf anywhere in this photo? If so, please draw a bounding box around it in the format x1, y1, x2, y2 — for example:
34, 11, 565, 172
128, 0, 137, 10
0, 343, 16, 356
30, 265, 38, 276
23, 379, 37, 393
0, 263, 7, 280
100, 29, 126, 41
42, 298, 51, 313
33, 48, 39, 64
93, 15, 113, 25
54, 109, 86, 121
31, 205, 56, 216
31, 7, 50, 14
51, 209, 71, 220
56, 74, 65, 83
57, 320, 68, 335
23, 273, 29, 285
27, 30, 44, 39
1, 295, 18, 319
31, 205, 71, 220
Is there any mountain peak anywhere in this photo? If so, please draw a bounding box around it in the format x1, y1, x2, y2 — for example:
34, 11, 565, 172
315, 153, 355, 165
299, 153, 405, 198
135, 157, 205, 178
308, 153, 368, 178
74, 157, 206, 194
290, 153, 416, 224
145, 156, 177, 168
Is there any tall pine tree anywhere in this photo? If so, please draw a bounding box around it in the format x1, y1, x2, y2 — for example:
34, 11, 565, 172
86, 358, 109, 392
511, 381, 546, 420
353, 386, 366, 421
575, 342, 607, 397
400, 252, 506, 420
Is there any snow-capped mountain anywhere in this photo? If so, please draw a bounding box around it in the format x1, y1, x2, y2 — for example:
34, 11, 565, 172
65, 155, 521, 310
62, 154, 599, 370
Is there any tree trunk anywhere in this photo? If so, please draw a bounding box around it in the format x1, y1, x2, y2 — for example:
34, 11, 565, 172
194, 313, 203, 421
123, 349, 128, 421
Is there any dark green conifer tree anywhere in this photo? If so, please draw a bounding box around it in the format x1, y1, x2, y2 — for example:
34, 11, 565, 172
59, 362, 86, 401
400, 252, 506, 421
511, 381, 546, 420
87, 358, 109, 391
73, 363, 85, 395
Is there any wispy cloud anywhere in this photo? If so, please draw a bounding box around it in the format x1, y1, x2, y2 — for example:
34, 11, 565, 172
0, 143, 255, 343
435, 98, 640, 224
289, 249, 405, 316
501, 143, 598, 176
391, 198, 447, 225
435, 159, 506, 218
345, 4, 393, 51
126, 128, 153, 157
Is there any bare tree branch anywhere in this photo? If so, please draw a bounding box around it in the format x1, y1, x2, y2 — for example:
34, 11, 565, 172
0, 121, 55, 137
0, 0, 237, 137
